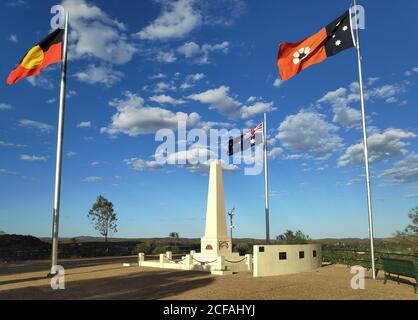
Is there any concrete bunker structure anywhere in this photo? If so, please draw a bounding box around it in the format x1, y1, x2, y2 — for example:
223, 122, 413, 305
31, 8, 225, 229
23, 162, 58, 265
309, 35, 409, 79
253, 244, 322, 277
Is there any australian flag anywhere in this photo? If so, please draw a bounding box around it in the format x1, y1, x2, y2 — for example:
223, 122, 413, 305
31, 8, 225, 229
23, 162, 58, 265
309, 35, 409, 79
228, 122, 264, 156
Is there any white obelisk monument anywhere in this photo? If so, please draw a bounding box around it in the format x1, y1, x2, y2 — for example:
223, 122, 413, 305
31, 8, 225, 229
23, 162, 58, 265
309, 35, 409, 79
138, 160, 249, 274
200, 160, 232, 256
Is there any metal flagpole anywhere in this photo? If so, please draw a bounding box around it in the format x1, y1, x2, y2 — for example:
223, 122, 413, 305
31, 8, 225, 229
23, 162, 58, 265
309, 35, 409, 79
49, 11, 69, 276
353, 0, 376, 279
263, 113, 270, 244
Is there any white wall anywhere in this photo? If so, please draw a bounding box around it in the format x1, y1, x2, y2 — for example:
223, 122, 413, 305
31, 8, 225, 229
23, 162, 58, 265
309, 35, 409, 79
253, 244, 322, 277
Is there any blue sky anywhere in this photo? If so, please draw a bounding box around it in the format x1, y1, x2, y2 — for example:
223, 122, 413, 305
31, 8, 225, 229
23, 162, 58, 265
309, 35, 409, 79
0, 0, 418, 239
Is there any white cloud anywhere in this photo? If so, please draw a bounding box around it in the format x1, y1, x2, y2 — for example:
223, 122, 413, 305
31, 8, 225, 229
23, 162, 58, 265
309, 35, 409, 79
153, 81, 177, 93
283, 154, 304, 160
318, 82, 406, 128
180, 73, 206, 90
240, 102, 276, 119
379, 153, 418, 183
19, 120, 54, 133
367, 77, 380, 85
0, 140, 26, 148
136, 0, 202, 41
149, 73, 167, 80
3, 0, 29, 8
177, 41, 200, 57
0, 103, 13, 110
0, 168, 17, 175
156, 51, 177, 63
404, 67, 418, 77
177, 41, 229, 64
167, 147, 238, 173
20, 154, 47, 162
77, 121, 91, 128
188, 86, 275, 119
403, 194, 418, 199
200, 0, 246, 26
83, 176, 103, 182
149, 95, 186, 106
136, 0, 244, 41
8, 34, 18, 43
180, 82, 194, 90
332, 105, 361, 128
317, 86, 361, 120
319, 82, 405, 109
197, 42, 230, 64
187, 73, 206, 82
101, 91, 201, 137
124, 158, 163, 171
90, 161, 100, 166
338, 128, 416, 167
188, 86, 241, 118
277, 110, 343, 158
0, 141, 13, 147
369, 84, 404, 103
273, 78, 283, 88
268, 147, 283, 159
67, 90, 77, 99
346, 178, 361, 187
74, 64, 124, 87
63, 0, 137, 64
66, 151, 77, 157
318, 87, 351, 107
26, 74, 54, 89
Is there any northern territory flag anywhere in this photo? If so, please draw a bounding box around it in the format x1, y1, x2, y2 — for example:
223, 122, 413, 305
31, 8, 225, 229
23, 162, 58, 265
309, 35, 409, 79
228, 123, 263, 156
277, 9, 356, 81
7, 28, 64, 85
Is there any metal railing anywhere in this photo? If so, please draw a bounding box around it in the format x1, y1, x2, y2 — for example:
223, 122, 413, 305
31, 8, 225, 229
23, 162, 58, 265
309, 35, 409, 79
322, 247, 418, 270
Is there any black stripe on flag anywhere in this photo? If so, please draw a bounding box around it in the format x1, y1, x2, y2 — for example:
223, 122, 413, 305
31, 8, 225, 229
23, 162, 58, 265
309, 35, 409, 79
228, 122, 264, 156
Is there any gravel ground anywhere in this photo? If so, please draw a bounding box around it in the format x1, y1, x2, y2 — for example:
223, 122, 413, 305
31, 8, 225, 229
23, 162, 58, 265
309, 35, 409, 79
0, 262, 416, 300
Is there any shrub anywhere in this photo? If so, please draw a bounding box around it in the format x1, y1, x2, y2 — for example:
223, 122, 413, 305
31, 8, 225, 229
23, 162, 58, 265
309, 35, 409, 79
235, 243, 251, 255
152, 246, 169, 254
132, 243, 153, 255
276, 230, 311, 244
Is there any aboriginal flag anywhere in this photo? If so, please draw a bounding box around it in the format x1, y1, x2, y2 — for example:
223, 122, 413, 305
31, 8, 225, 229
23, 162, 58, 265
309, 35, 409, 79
277, 9, 356, 81
7, 28, 64, 85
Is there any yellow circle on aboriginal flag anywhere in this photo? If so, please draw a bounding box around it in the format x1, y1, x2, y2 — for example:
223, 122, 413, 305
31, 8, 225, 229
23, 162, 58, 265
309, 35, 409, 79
21, 45, 44, 69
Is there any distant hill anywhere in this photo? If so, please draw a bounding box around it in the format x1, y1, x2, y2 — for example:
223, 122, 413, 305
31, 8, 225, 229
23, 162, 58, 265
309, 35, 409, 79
0, 234, 49, 249
0, 231, 6, 235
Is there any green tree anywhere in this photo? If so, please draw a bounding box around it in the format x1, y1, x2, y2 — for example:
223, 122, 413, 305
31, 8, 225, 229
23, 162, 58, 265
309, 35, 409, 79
169, 232, 179, 251
235, 243, 250, 255
132, 243, 153, 255
405, 207, 418, 235
87, 196, 118, 244
276, 230, 311, 244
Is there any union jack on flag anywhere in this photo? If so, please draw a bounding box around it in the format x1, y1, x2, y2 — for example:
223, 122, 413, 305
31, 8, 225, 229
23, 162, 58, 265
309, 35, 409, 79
228, 122, 264, 156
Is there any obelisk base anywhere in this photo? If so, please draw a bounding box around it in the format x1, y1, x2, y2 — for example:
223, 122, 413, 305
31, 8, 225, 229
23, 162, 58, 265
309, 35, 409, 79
200, 237, 232, 256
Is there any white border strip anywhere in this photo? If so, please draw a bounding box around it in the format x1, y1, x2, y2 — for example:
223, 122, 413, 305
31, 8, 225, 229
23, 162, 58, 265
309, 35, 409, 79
349, 7, 357, 48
